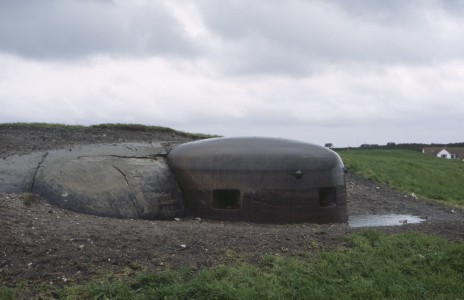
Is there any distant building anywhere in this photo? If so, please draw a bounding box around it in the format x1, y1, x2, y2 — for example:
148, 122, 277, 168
422, 147, 464, 160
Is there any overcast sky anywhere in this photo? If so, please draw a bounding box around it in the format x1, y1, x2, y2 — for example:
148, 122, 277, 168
1, 0, 463, 147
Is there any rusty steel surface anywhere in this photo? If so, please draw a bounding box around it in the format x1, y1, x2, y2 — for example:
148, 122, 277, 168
167, 137, 347, 224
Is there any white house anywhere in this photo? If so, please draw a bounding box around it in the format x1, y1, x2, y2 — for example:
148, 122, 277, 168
423, 147, 464, 160
436, 149, 456, 159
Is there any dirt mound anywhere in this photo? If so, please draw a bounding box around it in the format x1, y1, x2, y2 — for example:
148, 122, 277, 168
1, 125, 463, 286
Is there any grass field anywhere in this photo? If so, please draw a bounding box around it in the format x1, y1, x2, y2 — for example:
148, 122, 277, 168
2, 230, 463, 299
339, 149, 464, 206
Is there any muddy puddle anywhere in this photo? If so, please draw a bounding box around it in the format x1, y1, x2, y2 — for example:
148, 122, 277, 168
349, 214, 424, 228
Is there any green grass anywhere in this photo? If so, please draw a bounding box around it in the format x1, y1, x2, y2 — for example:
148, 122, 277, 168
3, 230, 463, 299
0, 122, 85, 129
0, 282, 17, 300
0, 122, 219, 140
91, 123, 220, 139
339, 149, 464, 205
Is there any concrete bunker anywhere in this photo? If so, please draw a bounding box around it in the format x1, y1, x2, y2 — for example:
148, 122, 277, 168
0, 138, 347, 224
167, 137, 347, 223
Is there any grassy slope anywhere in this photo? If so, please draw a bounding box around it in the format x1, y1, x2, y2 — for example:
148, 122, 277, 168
0, 122, 220, 139
339, 149, 464, 205
3, 231, 463, 299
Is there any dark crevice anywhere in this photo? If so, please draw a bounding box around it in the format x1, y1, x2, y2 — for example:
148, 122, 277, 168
78, 154, 162, 160
156, 152, 167, 157
112, 165, 130, 187
112, 165, 139, 209
30, 151, 48, 192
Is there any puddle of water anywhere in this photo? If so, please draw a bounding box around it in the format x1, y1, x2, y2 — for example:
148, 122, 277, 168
349, 214, 424, 228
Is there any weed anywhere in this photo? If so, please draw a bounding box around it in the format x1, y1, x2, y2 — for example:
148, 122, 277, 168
310, 239, 321, 250
20, 193, 35, 207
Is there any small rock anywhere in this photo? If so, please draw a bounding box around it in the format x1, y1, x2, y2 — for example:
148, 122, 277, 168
451, 209, 455, 213
195, 217, 202, 221
399, 220, 408, 224
174, 218, 181, 222
180, 244, 187, 249
411, 193, 417, 199
78, 244, 84, 250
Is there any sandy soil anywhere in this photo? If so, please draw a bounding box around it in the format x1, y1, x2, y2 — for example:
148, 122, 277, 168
1, 125, 463, 287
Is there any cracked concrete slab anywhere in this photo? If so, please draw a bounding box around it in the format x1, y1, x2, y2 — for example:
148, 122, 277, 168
0, 152, 48, 193
1, 143, 183, 219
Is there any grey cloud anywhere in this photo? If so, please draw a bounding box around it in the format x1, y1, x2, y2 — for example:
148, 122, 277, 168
217, 38, 320, 76
442, 0, 464, 14
336, 0, 464, 20
329, 0, 419, 23
0, 0, 198, 59
197, 0, 464, 75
